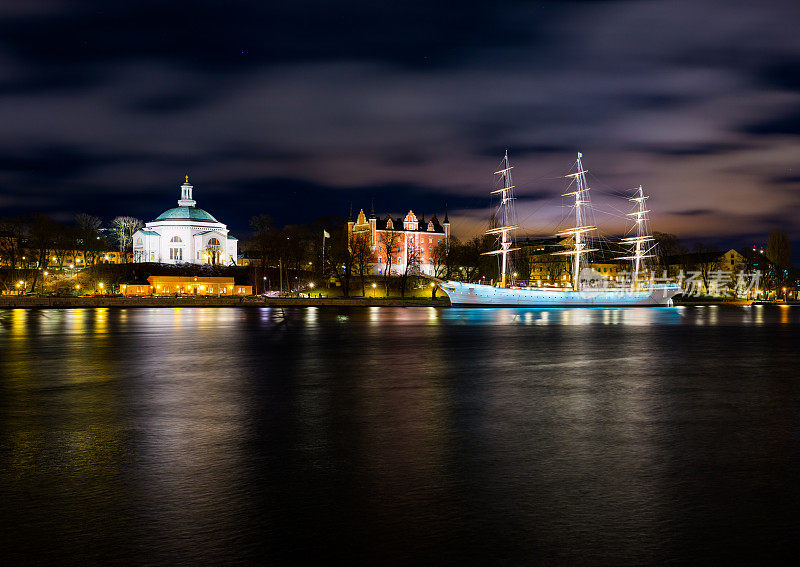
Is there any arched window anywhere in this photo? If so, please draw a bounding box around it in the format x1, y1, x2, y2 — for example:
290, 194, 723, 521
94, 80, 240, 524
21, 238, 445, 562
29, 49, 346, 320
170, 236, 183, 243
205, 237, 222, 265
135, 238, 143, 247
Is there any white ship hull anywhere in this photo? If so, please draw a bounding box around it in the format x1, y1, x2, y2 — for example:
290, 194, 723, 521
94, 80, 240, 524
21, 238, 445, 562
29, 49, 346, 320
440, 281, 680, 307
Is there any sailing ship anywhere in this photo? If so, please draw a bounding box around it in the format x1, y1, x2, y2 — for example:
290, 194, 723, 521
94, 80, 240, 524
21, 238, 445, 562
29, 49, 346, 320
439, 152, 681, 307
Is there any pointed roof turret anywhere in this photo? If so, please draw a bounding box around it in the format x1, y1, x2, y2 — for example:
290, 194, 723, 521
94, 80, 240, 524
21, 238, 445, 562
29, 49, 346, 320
443, 203, 449, 224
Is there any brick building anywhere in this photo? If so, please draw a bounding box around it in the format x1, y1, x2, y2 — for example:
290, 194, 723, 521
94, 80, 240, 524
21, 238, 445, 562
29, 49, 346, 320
347, 208, 450, 276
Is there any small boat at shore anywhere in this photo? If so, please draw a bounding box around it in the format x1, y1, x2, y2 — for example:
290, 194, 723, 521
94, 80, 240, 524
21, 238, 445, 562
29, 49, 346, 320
439, 152, 681, 307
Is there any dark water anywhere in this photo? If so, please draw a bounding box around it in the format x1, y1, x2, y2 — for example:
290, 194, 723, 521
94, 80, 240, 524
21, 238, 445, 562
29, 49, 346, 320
1, 306, 799, 565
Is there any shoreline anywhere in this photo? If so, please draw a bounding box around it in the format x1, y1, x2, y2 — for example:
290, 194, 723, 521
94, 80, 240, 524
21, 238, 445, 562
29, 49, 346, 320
0, 296, 452, 308
0, 297, 794, 309
1, 297, 796, 309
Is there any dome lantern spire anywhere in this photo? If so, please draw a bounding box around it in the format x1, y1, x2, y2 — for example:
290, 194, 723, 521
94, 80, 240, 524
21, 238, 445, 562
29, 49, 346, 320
178, 174, 196, 207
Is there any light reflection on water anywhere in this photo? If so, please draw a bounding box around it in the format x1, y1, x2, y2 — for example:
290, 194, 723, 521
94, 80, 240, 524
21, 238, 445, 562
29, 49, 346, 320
1, 306, 799, 564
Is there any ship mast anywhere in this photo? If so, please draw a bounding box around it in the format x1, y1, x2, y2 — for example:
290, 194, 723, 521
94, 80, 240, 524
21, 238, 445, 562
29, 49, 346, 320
618, 186, 655, 289
553, 153, 597, 291
483, 151, 519, 288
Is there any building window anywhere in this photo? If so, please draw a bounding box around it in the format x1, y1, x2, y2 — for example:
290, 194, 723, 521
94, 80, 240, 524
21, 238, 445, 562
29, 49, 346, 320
170, 236, 183, 243
170, 248, 183, 261
206, 237, 222, 265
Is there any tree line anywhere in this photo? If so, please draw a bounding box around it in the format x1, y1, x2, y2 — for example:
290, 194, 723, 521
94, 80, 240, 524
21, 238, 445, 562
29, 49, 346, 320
0, 214, 143, 290
652, 229, 794, 297
243, 215, 505, 298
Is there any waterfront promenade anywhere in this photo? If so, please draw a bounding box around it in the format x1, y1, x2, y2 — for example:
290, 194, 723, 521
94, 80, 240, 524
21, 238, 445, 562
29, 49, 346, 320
0, 296, 784, 309
0, 296, 451, 308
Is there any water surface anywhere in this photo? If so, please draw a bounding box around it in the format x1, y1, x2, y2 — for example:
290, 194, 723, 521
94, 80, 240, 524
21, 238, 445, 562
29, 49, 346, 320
1, 306, 799, 564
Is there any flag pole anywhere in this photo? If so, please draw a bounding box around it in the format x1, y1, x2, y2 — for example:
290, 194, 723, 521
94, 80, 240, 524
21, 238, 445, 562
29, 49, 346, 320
322, 229, 330, 288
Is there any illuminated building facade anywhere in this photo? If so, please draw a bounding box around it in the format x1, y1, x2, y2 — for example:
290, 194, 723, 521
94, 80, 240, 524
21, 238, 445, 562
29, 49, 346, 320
132, 176, 238, 265
121, 275, 251, 296
348, 208, 450, 276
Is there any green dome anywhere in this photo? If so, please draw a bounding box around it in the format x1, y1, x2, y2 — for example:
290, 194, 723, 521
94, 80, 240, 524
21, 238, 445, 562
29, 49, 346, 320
155, 206, 218, 222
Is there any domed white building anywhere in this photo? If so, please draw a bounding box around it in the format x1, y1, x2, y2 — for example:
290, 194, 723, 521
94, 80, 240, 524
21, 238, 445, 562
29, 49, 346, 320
132, 176, 238, 265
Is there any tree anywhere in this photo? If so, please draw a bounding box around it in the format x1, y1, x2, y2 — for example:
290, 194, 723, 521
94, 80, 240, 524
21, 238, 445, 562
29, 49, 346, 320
653, 232, 685, 275
351, 233, 373, 297
431, 237, 456, 298
0, 217, 26, 269
452, 236, 484, 282
26, 215, 64, 291
110, 216, 143, 261
765, 229, 791, 295
278, 224, 311, 294
511, 244, 529, 286
544, 254, 566, 285
399, 241, 420, 298
325, 227, 357, 298
75, 213, 103, 265
379, 226, 401, 295
248, 214, 277, 293
765, 229, 791, 267
691, 242, 722, 294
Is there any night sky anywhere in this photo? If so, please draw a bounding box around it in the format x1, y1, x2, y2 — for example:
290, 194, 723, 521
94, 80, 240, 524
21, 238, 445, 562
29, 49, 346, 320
1, 0, 799, 253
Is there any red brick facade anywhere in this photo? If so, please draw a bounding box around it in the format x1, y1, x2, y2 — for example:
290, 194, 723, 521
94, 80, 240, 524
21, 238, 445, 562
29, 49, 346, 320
347, 209, 450, 276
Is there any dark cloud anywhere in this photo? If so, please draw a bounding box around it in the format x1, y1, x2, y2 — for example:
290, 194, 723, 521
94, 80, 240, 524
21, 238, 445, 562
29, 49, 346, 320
669, 209, 716, 217
742, 108, 800, 136
477, 144, 573, 159
771, 175, 800, 185
635, 142, 752, 157
756, 57, 800, 92
0, 1, 535, 78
